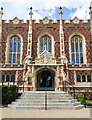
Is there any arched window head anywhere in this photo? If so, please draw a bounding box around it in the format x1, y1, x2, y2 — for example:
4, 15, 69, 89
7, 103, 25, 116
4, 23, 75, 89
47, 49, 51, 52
40, 35, 51, 53
8, 35, 21, 64
71, 35, 83, 65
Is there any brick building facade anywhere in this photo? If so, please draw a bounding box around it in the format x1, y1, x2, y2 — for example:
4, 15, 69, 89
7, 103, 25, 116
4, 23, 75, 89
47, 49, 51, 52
0, 2, 92, 93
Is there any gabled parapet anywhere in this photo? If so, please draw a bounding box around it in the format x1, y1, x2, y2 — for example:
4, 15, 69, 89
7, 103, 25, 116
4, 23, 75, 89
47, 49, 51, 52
2, 16, 90, 28
63, 17, 90, 28
3, 17, 29, 24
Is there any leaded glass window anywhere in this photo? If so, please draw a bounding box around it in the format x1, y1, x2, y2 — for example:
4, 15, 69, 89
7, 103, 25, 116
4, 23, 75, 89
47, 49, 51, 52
77, 75, 81, 82
9, 35, 21, 64
87, 75, 91, 82
71, 36, 83, 65
1, 72, 16, 83
6, 75, 10, 82
1, 75, 5, 82
77, 72, 91, 82
82, 75, 86, 82
40, 36, 51, 53
11, 75, 15, 82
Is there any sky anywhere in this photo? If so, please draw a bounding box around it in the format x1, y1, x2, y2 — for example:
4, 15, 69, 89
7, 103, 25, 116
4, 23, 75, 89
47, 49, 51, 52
0, 0, 92, 20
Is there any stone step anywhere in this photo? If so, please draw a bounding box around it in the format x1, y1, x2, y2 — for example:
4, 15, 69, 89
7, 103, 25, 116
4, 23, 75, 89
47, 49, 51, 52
21, 94, 71, 98
16, 102, 80, 106
9, 105, 84, 110
19, 97, 73, 101
23, 91, 67, 94
15, 99, 77, 103
9, 91, 84, 110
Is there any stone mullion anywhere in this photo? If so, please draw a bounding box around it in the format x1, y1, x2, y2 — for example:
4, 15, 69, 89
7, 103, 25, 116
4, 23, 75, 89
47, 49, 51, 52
74, 37, 76, 64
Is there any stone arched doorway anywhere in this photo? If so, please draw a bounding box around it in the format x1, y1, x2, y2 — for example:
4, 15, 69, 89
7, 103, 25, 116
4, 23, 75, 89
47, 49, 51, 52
37, 70, 55, 91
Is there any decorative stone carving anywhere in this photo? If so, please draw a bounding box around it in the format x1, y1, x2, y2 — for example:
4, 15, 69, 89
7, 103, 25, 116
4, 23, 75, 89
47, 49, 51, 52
43, 16, 49, 24
12, 17, 19, 24
35, 50, 56, 64
73, 17, 79, 24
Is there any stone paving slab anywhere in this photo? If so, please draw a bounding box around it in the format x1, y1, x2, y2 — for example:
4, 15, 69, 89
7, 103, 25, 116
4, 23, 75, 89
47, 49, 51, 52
0, 108, 91, 119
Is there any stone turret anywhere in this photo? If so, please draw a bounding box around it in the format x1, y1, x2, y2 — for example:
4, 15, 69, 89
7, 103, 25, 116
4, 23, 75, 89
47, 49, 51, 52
89, 1, 92, 36
27, 7, 33, 57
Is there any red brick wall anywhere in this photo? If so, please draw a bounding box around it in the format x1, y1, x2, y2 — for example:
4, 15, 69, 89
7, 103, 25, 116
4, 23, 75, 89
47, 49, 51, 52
69, 70, 74, 85
63, 20, 91, 64
2, 20, 29, 64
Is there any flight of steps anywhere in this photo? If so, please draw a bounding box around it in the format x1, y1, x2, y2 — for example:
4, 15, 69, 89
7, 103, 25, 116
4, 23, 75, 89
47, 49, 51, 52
8, 91, 84, 109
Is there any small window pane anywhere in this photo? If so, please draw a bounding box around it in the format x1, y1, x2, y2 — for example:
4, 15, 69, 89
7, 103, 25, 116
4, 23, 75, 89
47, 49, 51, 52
76, 53, 79, 64
6, 75, 10, 82
11, 75, 15, 82
13, 54, 16, 63
77, 75, 81, 82
82, 75, 86, 82
71, 39, 74, 52
10, 39, 13, 52
87, 75, 91, 82
40, 40, 43, 52
72, 53, 75, 65
75, 37, 78, 52
17, 43, 20, 52
9, 54, 12, 63
44, 37, 47, 50
80, 53, 83, 64
17, 54, 20, 64
80, 39, 82, 52
14, 38, 17, 52
48, 40, 51, 53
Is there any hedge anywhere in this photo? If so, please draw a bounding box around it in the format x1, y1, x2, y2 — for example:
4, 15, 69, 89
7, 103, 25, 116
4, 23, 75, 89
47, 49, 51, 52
2, 85, 18, 106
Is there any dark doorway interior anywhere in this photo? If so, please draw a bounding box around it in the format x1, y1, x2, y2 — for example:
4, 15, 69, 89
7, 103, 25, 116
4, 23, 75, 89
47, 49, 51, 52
37, 70, 55, 91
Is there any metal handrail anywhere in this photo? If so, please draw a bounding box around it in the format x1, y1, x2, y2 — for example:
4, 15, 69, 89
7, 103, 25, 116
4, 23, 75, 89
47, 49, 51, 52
63, 80, 87, 108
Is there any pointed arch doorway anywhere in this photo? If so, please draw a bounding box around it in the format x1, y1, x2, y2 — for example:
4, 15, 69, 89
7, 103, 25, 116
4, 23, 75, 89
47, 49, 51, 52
37, 70, 55, 91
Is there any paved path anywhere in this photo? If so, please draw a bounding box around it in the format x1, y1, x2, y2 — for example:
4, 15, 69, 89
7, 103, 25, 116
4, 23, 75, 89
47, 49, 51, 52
0, 108, 91, 119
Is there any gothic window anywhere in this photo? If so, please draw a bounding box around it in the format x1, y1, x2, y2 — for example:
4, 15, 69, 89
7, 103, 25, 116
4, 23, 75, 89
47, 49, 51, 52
77, 75, 81, 82
9, 35, 21, 64
1, 72, 16, 82
77, 72, 91, 82
11, 75, 15, 82
87, 75, 91, 82
71, 36, 83, 65
6, 75, 10, 82
40, 36, 51, 53
82, 75, 86, 82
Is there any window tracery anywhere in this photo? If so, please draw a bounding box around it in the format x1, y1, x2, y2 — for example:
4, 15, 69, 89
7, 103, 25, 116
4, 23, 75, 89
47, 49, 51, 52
40, 35, 51, 53
71, 36, 83, 65
1, 72, 16, 82
77, 72, 91, 82
9, 35, 21, 64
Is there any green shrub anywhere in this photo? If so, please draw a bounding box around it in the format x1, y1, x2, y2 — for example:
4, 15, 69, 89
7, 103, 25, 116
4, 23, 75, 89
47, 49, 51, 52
75, 93, 85, 104
84, 88, 91, 100
86, 101, 91, 105
2, 85, 18, 106
75, 92, 92, 105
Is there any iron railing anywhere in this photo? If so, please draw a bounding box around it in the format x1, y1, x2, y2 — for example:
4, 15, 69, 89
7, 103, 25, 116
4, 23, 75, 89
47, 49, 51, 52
63, 80, 87, 108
